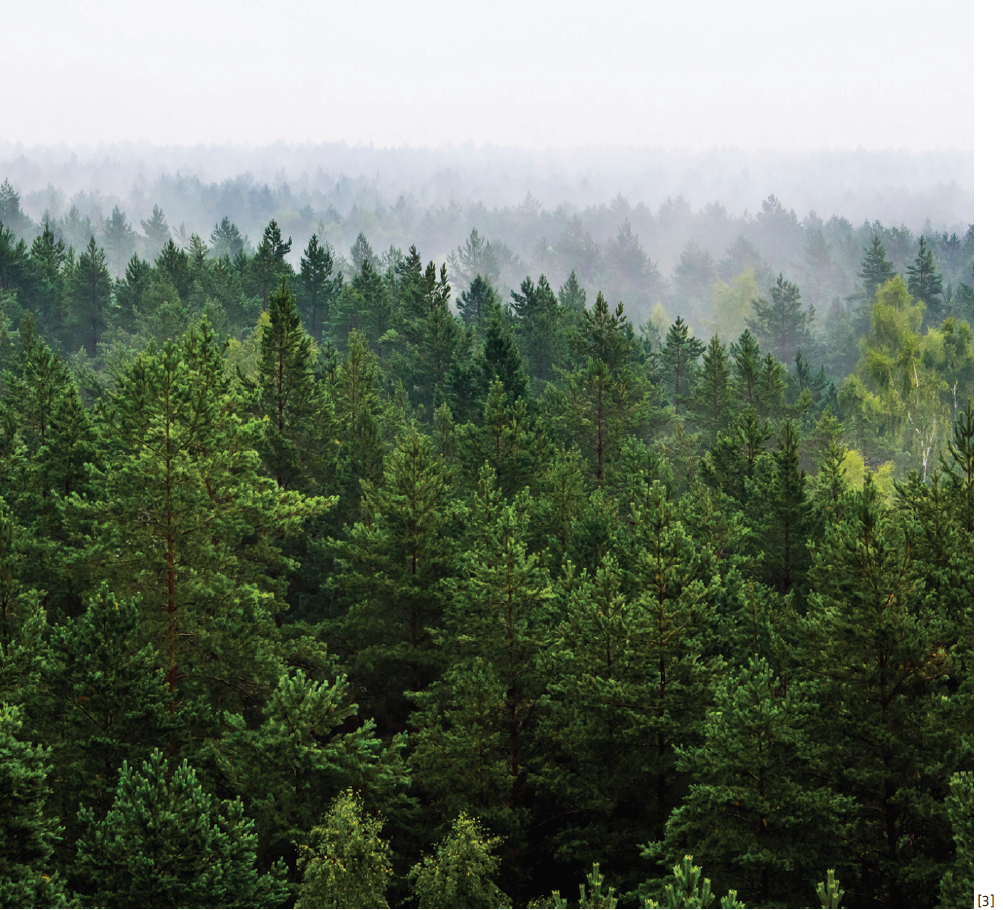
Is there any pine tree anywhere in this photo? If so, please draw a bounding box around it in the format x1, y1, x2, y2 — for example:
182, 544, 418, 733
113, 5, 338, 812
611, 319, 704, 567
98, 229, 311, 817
298, 233, 336, 340
331, 426, 454, 729
689, 335, 734, 446
859, 233, 897, 302
659, 317, 705, 413
408, 471, 555, 893
745, 419, 815, 601
457, 274, 500, 329
907, 237, 945, 325
35, 584, 177, 832
558, 269, 588, 314
251, 277, 333, 491
73, 749, 289, 908
250, 220, 293, 310
799, 476, 967, 906
72, 319, 332, 719
154, 237, 194, 302
645, 657, 852, 907
140, 205, 172, 261
213, 670, 405, 855
67, 236, 112, 357
748, 274, 813, 366
0, 704, 71, 908
511, 274, 564, 384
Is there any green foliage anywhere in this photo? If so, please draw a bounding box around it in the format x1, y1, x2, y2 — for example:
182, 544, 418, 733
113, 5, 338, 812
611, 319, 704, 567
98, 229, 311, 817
642, 855, 745, 909
936, 772, 973, 909
213, 669, 402, 852
296, 789, 393, 909
407, 812, 510, 909
816, 869, 845, 909
72, 318, 331, 716
73, 749, 288, 908
0, 704, 71, 908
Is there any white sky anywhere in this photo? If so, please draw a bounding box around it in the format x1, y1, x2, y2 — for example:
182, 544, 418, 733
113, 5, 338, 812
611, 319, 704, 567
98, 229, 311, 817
3, 0, 973, 150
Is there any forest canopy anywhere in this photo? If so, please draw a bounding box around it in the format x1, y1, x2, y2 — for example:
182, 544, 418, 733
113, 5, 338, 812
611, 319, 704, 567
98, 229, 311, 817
0, 168, 973, 909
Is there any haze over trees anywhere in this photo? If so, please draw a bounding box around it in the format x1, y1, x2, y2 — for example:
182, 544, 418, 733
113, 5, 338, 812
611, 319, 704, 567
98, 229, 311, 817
0, 158, 974, 908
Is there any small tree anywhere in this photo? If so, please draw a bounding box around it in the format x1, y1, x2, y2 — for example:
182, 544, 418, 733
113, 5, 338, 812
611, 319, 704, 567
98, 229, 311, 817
296, 789, 393, 909
73, 749, 288, 908
408, 812, 510, 909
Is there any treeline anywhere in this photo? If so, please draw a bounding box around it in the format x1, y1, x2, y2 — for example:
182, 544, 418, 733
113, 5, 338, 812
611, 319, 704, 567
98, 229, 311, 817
0, 173, 974, 334
0, 186, 973, 908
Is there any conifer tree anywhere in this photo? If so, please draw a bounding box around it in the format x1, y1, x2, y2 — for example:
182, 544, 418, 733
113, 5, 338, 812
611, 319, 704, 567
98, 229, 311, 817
408, 471, 555, 891
331, 426, 454, 728
73, 749, 289, 908
72, 319, 332, 719
457, 274, 500, 329
748, 274, 813, 366
252, 277, 332, 491
141, 205, 172, 261
511, 274, 564, 383
645, 657, 852, 907
250, 219, 293, 310
859, 234, 896, 302
799, 476, 967, 906
154, 237, 194, 302
67, 236, 112, 357
907, 236, 945, 324
213, 670, 405, 855
36, 585, 177, 835
0, 705, 71, 908
297, 233, 336, 340
745, 419, 815, 601
689, 335, 734, 446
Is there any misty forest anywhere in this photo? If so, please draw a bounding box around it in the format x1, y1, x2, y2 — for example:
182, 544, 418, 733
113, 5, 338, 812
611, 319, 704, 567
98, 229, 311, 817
0, 158, 973, 909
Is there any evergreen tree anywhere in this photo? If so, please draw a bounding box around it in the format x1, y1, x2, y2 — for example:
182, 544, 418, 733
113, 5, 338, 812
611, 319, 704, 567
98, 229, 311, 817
646, 657, 852, 907
67, 236, 112, 357
456, 273, 500, 329
213, 670, 405, 855
25, 221, 67, 337
35, 585, 176, 832
746, 419, 815, 602
552, 293, 654, 486
859, 234, 896, 302
511, 274, 564, 384
748, 274, 813, 366
140, 205, 172, 261
154, 237, 194, 302
252, 277, 332, 491
907, 237, 944, 324
558, 269, 588, 314
689, 335, 734, 446
101, 206, 136, 276
298, 233, 336, 340
209, 215, 243, 261
331, 426, 454, 730
0, 704, 71, 908
250, 220, 293, 310
72, 319, 332, 719
660, 316, 705, 413
73, 749, 289, 908
799, 476, 967, 906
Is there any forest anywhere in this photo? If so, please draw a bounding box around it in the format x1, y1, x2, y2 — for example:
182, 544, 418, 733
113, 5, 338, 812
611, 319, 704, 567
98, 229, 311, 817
0, 170, 974, 909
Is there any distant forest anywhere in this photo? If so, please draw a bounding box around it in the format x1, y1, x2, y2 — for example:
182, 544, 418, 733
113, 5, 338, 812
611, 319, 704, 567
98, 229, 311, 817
0, 164, 973, 909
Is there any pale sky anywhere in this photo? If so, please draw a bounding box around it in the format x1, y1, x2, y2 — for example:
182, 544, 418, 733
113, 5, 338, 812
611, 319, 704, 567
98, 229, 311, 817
3, 0, 974, 151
